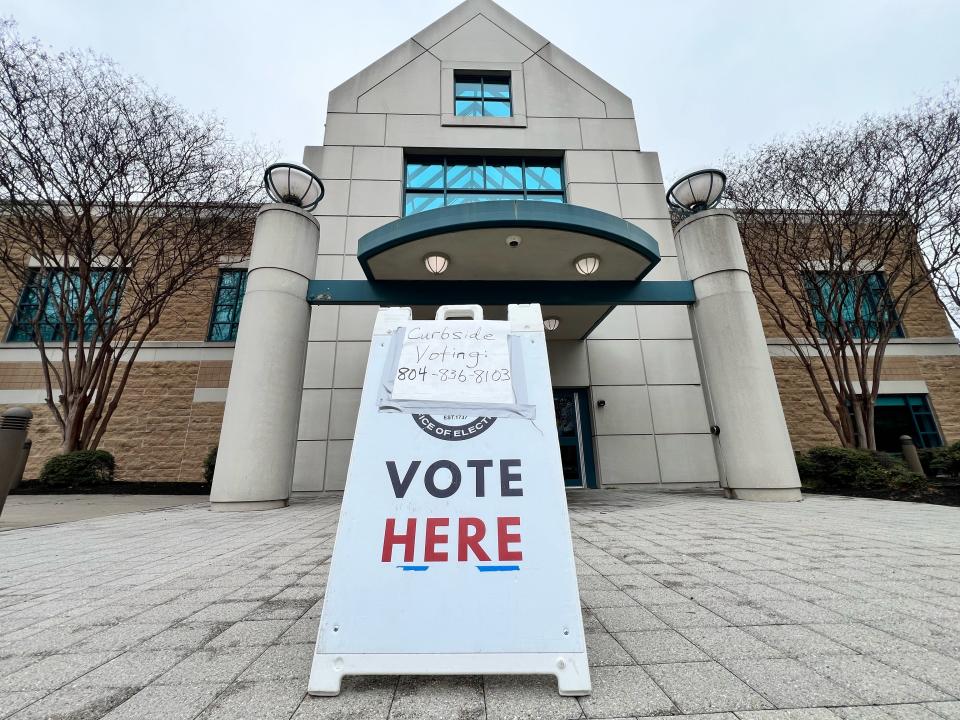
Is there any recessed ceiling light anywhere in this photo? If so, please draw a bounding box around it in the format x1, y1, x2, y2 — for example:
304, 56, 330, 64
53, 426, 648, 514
574, 254, 600, 275
424, 253, 449, 274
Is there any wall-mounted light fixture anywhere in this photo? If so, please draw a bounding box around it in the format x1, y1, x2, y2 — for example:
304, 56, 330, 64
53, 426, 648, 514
543, 316, 560, 331
574, 254, 600, 276
424, 253, 450, 275
666, 169, 726, 216
264, 163, 325, 210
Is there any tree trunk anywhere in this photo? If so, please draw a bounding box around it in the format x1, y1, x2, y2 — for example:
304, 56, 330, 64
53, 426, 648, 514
851, 402, 869, 449
60, 398, 88, 453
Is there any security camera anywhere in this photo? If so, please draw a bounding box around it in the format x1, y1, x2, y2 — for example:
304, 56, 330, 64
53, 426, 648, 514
505, 234, 522, 248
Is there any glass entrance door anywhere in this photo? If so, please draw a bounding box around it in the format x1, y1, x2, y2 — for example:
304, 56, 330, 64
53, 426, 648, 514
553, 388, 597, 488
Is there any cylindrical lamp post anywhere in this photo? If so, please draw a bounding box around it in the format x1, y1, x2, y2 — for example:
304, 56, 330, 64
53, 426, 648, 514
210, 163, 324, 511
671, 170, 801, 502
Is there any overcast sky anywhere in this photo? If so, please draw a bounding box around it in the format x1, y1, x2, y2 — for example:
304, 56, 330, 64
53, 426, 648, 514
5, 0, 960, 182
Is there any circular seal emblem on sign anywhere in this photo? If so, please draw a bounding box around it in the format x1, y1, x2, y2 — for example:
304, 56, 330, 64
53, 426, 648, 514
413, 414, 496, 441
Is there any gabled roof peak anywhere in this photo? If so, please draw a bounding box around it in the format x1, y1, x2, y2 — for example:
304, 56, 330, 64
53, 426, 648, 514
413, 0, 548, 54
326, 0, 634, 120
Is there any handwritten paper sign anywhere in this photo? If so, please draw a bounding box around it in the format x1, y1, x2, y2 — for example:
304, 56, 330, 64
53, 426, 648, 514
391, 320, 515, 405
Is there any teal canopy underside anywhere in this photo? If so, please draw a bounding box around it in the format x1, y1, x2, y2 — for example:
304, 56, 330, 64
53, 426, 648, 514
356, 200, 662, 281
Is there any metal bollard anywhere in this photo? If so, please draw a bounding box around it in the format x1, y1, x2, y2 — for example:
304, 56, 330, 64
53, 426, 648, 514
12, 438, 32, 490
899, 435, 925, 476
0, 407, 33, 517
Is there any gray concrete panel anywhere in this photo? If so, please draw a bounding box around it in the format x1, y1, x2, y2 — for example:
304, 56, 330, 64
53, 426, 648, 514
522, 54, 605, 118
595, 435, 660, 484
587, 339, 646, 385
591, 385, 654, 435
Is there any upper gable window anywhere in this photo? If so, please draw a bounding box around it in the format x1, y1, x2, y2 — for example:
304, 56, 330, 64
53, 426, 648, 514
454, 73, 511, 118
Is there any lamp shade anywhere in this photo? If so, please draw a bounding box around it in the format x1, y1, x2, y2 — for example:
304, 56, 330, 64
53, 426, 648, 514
424, 253, 449, 275
574, 254, 600, 276
543, 317, 560, 331
264, 163, 325, 210
666, 169, 726, 214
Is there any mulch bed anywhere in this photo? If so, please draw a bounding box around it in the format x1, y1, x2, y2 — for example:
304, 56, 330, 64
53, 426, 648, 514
802, 480, 960, 507
11, 481, 210, 495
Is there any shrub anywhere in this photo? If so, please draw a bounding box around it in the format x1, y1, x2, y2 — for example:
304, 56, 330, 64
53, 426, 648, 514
38, 450, 115, 489
917, 447, 937, 477
796, 445, 930, 500
927, 441, 960, 478
203, 446, 217, 485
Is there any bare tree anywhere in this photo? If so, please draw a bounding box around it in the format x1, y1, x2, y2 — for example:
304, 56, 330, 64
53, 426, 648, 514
0, 21, 263, 453
725, 88, 960, 450
916, 89, 960, 330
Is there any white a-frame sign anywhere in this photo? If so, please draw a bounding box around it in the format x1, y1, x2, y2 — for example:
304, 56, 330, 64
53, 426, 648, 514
309, 304, 590, 696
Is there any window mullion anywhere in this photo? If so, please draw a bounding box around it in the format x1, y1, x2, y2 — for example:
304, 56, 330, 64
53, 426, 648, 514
907, 396, 924, 446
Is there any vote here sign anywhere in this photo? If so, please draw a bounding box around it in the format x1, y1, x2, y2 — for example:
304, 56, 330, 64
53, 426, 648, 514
309, 305, 590, 697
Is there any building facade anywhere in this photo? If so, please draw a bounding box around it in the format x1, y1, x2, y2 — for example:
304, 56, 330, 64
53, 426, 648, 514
1, 0, 958, 487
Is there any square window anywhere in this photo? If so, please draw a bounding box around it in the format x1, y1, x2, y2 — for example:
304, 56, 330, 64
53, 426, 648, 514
454, 72, 511, 118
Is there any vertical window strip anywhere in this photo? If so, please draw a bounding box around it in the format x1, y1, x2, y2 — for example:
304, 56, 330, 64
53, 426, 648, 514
207, 269, 247, 342
906, 395, 942, 448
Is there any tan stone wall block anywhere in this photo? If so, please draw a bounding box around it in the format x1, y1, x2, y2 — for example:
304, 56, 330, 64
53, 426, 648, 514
2, 360, 228, 483
916, 356, 960, 443
773, 354, 960, 450
196, 362, 232, 388
180, 401, 225, 483
150, 271, 220, 342
0, 363, 47, 389
771, 358, 840, 450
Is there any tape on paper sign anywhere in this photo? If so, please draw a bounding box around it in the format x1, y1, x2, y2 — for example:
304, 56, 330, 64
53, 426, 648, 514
391, 320, 515, 405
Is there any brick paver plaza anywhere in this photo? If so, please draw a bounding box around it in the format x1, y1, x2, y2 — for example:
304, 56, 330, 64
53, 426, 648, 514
1, 489, 959, 719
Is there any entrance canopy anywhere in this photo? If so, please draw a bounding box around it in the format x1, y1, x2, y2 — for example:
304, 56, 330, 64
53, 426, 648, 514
358, 201, 660, 282
308, 201, 695, 340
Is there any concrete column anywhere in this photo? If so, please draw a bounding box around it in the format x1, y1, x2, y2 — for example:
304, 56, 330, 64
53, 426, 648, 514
675, 209, 802, 502
210, 203, 320, 511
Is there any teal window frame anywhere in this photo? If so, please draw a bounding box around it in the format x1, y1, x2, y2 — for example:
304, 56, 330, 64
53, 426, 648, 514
6, 268, 122, 343
453, 72, 511, 117
207, 269, 247, 342
804, 271, 904, 339
871, 394, 943, 451
404, 155, 565, 216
